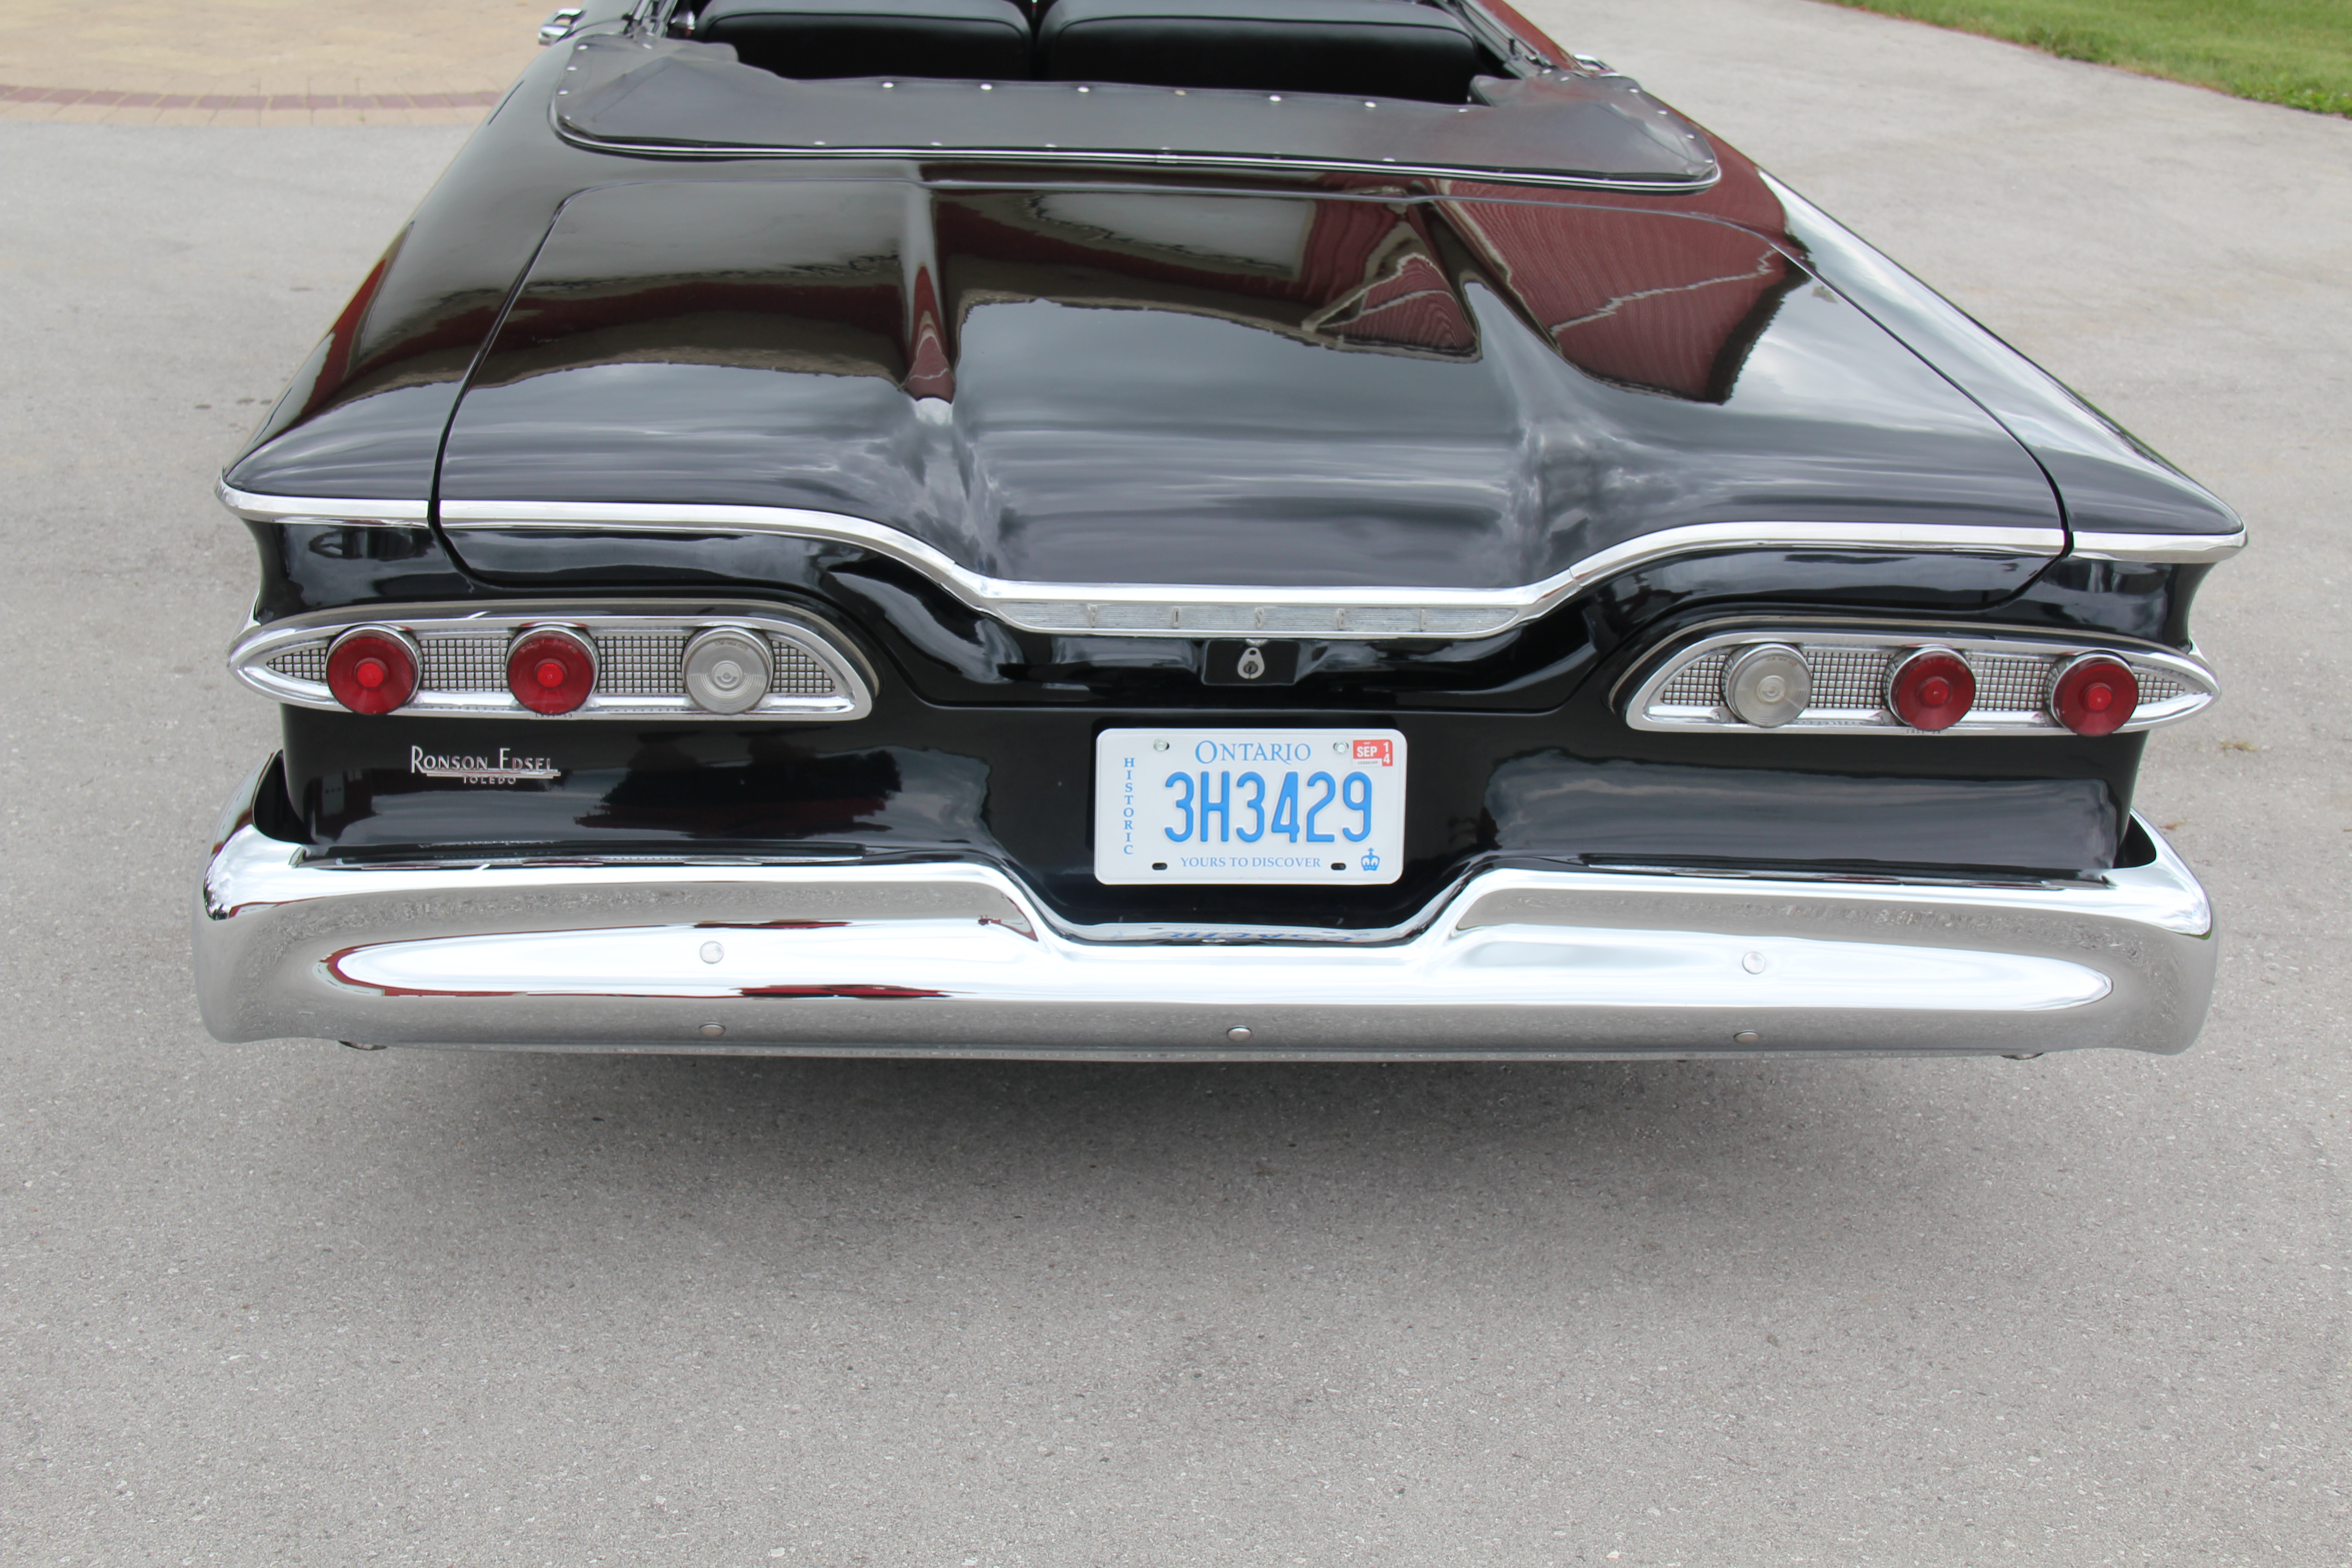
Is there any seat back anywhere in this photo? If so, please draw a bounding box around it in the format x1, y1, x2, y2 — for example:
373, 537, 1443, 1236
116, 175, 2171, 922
696, 0, 1036, 80
1037, 0, 1482, 103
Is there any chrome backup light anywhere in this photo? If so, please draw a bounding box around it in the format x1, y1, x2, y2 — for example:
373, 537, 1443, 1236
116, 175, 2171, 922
229, 602, 876, 720
1722, 643, 1811, 727
681, 627, 774, 715
1624, 626, 2216, 735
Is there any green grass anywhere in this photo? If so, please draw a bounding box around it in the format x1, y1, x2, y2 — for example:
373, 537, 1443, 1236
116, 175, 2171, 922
1823, 0, 2352, 117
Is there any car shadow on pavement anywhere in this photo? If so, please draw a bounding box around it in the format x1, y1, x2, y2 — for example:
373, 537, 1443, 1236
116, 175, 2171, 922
290, 1046, 2024, 1307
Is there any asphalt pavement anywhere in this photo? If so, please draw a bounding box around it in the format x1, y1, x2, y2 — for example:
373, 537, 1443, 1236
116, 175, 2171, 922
3, 1, 2349, 1563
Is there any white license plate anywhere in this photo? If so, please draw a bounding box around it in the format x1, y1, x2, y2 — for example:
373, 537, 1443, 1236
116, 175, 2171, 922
1093, 728, 1407, 885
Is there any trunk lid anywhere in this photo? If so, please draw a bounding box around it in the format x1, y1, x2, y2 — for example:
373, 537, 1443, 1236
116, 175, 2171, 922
435, 176, 2059, 591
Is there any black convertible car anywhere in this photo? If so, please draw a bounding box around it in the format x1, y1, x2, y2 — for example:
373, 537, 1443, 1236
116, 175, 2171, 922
194, 0, 2240, 1058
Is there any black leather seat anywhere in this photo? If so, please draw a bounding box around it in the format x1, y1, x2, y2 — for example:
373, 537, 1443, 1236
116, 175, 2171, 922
696, 0, 1036, 80
1037, 0, 1482, 103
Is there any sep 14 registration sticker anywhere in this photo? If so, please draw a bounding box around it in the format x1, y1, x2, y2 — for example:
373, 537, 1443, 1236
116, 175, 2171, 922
1092, 728, 1407, 886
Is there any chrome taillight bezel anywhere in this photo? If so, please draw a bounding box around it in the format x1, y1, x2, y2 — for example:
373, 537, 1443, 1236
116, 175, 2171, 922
228, 601, 877, 720
323, 624, 421, 715
2048, 652, 2141, 737
1884, 645, 1977, 732
1619, 624, 2216, 735
504, 623, 601, 715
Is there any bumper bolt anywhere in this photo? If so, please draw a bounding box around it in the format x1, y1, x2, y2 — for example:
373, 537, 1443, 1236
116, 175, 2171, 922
1226, 1025, 1253, 1043
699, 1023, 725, 1039
1733, 1030, 1761, 1046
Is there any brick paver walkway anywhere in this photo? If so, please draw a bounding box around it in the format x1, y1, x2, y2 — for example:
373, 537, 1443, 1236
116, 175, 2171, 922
0, 0, 548, 123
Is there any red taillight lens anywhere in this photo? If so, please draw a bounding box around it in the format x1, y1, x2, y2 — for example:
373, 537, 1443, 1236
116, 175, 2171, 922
506, 627, 598, 715
1886, 647, 1975, 731
325, 627, 418, 715
2051, 655, 2138, 736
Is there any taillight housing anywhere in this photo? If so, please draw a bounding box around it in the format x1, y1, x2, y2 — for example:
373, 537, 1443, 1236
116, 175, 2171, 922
506, 626, 598, 715
324, 626, 419, 715
1627, 627, 2215, 735
1886, 647, 1975, 731
2051, 655, 2138, 736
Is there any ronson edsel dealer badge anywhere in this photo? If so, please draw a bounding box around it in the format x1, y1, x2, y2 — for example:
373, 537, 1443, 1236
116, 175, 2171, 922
408, 746, 559, 785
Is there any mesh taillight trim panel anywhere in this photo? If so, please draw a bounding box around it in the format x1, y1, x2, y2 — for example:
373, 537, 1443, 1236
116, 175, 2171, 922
1635, 633, 2215, 733
1968, 654, 2051, 714
1802, 646, 1889, 710
1652, 653, 1726, 708
420, 637, 507, 692
593, 632, 689, 696
250, 621, 848, 711
271, 631, 838, 701
268, 647, 328, 684
767, 637, 836, 696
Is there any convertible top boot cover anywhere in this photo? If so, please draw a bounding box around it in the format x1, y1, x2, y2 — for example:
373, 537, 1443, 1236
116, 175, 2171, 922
424, 176, 2058, 592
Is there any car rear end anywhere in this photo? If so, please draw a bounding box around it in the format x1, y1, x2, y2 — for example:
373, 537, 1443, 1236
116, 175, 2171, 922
193, 0, 2234, 1058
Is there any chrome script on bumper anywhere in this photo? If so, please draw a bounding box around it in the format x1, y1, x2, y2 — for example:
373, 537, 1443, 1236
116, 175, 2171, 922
192, 764, 2218, 1059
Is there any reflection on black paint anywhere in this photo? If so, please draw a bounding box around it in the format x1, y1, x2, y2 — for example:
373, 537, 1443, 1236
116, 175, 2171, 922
586, 740, 904, 837
257, 523, 475, 622
1487, 751, 2120, 872
434, 176, 2060, 593
582, 741, 995, 846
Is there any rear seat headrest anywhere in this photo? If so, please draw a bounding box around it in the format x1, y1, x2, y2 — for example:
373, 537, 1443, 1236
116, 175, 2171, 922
695, 0, 1035, 81
1038, 0, 1482, 103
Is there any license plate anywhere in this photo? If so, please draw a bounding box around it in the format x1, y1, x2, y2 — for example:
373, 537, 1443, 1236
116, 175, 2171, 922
1093, 728, 1406, 885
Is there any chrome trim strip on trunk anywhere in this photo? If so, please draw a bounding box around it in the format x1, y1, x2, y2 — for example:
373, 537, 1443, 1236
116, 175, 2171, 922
419, 500, 2060, 640
2067, 531, 2248, 565
218, 478, 430, 529
194, 761, 2218, 1057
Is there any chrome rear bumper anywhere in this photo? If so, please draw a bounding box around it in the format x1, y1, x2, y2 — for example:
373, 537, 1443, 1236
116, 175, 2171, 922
193, 765, 2217, 1059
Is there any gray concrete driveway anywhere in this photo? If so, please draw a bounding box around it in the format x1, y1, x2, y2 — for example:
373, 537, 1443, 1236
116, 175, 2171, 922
4, 1, 2348, 1562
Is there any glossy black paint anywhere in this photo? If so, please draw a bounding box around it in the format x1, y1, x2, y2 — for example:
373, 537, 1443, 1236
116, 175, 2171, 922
247, 523, 479, 622
225, 23, 1701, 504
431, 530, 2059, 705
277, 660, 2139, 934
1201, 640, 1303, 685
220, 8, 2229, 915
432, 176, 2060, 590
251, 513, 2176, 916
1776, 180, 2240, 542
255, 508, 2203, 703
1992, 556, 2211, 647
224, 20, 2231, 559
